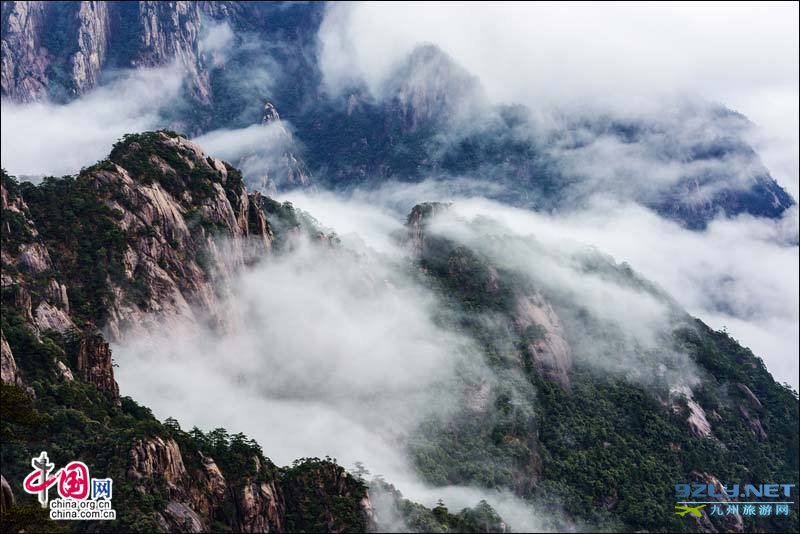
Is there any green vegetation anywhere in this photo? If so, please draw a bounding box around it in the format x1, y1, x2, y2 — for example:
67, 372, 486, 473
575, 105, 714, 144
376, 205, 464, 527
17, 175, 127, 325
282, 457, 370, 533
0, 170, 34, 253
107, 131, 220, 200
410, 227, 799, 532
368, 479, 507, 533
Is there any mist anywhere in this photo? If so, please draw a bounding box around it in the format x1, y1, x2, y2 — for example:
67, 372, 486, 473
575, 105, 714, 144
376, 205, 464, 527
0, 65, 183, 178
449, 198, 798, 388
113, 227, 555, 530
193, 121, 297, 188
113, 183, 791, 529
317, 2, 799, 199
299, 185, 797, 387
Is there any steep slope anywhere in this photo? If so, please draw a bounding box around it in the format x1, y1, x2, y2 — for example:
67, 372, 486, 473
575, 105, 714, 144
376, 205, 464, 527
1, 134, 506, 533
1, 132, 797, 532
1, 0, 207, 104
400, 202, 798, 532
0, 133, 371, 532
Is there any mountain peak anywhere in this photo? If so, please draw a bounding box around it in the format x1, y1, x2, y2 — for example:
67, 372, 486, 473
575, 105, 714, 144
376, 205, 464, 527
385, 44, 488, 130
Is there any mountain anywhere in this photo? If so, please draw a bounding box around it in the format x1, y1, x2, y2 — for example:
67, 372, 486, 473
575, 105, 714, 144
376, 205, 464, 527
1, 1, 795, 229
401, 202, 798, 532
2, 133, 798, 532
282, 46, 794, 230
1, 3, 798, 532
0, 132, 509, 533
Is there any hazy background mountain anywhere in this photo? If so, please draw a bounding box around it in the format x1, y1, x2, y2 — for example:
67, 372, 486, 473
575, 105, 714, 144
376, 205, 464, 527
1, 3, 798, 532
2, 133, 797, 532
2, 0, 797, 386
1, 1, 795, 225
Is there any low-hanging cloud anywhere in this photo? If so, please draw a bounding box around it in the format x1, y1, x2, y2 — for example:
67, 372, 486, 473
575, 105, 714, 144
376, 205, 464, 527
199, 18, 236, 67
113, 230, 553, 529
317, 2, 799, 199
425, 191, 800, 387
193, 122, 298, 189
0, 65, 184, 179
288, 182, 799, 388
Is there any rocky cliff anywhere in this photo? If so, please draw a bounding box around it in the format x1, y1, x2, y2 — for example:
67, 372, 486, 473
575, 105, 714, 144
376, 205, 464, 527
0, 134, 378, 532
401, 201, 798, 533
2, 131, 275, 346
1, 1, 208, 103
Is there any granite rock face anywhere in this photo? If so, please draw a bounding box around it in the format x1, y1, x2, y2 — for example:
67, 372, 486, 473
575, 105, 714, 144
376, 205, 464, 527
0, 132, 276, 401
1, 1, 207, 102
514, 293, 573, 389
0, 1, 48, 102
125, 436, 376, 533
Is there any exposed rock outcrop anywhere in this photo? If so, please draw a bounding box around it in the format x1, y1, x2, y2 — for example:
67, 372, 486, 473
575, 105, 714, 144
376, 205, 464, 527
55, 359, 75, 382
686, 397, 713, 438
1, 1, 208, 103
74, 332, 119, 399
162, 500, 205, 533
229, 476, 284, 532
34, 301, 74, 333
131, 1, 209, 102
736, 383, 763, 410
70, 1, 110, 96
404, 201, 451, 257
671, 386, 713, 438
129, 436, 187, 485
1, 475, 14, 515
241, 101, 314, 194
738, 405, 768, 441
0, 1, 48, 102
0, 331, 19, 385
514, 293, 573, 389
689, 471, 745, 533
16, 242, 51, 274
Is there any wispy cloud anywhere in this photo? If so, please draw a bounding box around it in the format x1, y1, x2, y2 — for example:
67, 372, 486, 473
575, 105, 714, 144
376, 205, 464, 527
1, 65, 184, 178
317, 2, 799, 198
113, 231, 548, 525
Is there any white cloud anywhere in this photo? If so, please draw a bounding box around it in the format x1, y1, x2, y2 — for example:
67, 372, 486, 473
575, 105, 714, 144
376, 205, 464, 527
447, 197, 800, 387
193, 122, 295, 187
290, 183, 798, 387
317, 1, 799, 197
113, 233, 550, 527
726, 83, 800, 199
199, 19, 235, 67
0, 65, 183, 179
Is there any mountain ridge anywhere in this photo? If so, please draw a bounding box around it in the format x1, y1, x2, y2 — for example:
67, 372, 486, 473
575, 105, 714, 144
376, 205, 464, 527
1, 1, 795, 230
1, 131, 798, 532
1, 132, 516, 533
